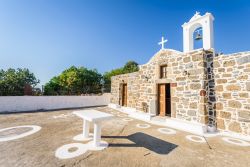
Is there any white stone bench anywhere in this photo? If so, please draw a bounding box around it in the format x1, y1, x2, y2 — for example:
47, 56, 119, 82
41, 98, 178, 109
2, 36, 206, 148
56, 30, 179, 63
73, 110, 114, 149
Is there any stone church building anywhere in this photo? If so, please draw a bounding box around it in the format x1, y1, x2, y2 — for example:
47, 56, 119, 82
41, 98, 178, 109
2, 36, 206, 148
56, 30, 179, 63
109, 12, 250, 137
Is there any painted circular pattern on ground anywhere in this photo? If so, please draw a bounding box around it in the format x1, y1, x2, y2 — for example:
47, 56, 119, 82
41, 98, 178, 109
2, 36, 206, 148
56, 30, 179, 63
122, 118, 134, 122
222, 137, 250, 146
157, 128, 176, 135
117, 114, 127, 118
136, 124, 151, 129
87, 140, 109, 151
186, 135, 206, 143
0, 125, 41, 142
55, 143, 88, 159
73, 133, 93, 141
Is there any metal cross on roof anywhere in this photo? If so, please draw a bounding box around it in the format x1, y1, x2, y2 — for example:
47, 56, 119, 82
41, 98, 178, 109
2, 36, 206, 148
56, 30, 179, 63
158, 36, 168, 50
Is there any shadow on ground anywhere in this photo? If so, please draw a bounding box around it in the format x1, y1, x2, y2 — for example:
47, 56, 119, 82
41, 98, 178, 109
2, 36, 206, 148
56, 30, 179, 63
103, 132, 178, 154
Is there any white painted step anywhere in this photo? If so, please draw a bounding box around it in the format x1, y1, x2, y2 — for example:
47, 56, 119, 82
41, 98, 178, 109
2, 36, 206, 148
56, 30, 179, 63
164, 118, 207, 135
129, 111, 152, 122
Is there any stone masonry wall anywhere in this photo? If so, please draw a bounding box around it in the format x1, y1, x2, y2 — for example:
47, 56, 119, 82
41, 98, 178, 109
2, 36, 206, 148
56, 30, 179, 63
111, 49, 209, 124
110, 72, 139, 108
111, 49, 250, 136
213, 52, 250, 135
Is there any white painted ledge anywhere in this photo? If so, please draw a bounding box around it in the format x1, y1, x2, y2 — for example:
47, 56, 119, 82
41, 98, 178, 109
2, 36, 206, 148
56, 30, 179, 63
149, 117, 208, 136
109, 103, 206, 133
129, 111, 152, 122
108, 103, 151, 121
164, 118, 207, 136
219, 131, 250, 142
108, 103, 250, 140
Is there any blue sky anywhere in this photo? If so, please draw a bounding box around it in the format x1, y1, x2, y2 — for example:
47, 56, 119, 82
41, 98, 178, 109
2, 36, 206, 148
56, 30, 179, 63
0, 0, 250, 86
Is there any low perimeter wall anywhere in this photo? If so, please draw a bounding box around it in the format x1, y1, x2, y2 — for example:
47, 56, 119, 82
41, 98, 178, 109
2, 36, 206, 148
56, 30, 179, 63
0, 93, 110, 113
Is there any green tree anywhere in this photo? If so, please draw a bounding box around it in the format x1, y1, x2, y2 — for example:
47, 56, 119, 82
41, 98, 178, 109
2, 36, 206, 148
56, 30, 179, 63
0, 68, 40, 96
43, 76, 62, 95
44, 66, 102, 95
123, 61, 139, 73
103, 60, 139, 92
58, 66, 79, 95
78, 68, 102, 94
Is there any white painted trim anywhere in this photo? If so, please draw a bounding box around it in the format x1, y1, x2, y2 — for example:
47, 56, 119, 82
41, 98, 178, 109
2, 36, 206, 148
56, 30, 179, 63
73, 133, 93, 142
0, 125, 41, 142
108, 104, 250, 141
157, 128, 176, 135
55, 143, 88, 159
136, 124, 151, 129
108, 103, 151, 121
164, 118, 207, 135
219, 131, 250, 142
150, 117, 207, 136
186, 135, 206, 143
122, 118, 133, 122
222, 137, 250, 146
87, 140, 109, 150
129, 111, 152, 122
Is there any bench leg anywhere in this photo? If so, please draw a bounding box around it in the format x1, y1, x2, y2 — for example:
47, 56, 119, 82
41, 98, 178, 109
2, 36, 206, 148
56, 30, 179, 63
93, 122, 101, 147
83, 119, 90, 138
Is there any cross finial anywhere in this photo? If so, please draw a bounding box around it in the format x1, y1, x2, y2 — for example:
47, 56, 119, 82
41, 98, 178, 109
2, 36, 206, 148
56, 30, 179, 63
158, 36, 168, 50
195, 11, 200, 15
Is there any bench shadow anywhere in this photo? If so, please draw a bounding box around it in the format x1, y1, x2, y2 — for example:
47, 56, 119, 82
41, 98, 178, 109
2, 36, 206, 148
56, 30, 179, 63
102, 132, 178, 154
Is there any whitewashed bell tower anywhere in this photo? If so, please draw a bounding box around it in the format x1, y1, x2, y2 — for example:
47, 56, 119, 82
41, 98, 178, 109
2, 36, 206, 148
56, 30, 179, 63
182, 12, 214, 52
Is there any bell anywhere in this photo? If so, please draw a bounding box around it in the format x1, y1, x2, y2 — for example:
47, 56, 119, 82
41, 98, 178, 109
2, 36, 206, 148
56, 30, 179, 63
195, 33, 202, 40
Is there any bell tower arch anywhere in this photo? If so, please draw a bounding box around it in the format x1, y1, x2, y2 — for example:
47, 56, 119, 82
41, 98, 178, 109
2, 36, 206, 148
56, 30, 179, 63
182, 12, 214, 52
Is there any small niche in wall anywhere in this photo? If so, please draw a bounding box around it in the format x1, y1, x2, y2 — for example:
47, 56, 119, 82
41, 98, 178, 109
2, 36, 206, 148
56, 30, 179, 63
142, 102, 148, 113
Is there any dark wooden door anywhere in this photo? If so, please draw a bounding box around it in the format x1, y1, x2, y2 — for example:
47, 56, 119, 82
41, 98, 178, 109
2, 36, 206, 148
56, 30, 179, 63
166, 83, 171, 116
158, 84, 166, 116
122, 84, 127, 106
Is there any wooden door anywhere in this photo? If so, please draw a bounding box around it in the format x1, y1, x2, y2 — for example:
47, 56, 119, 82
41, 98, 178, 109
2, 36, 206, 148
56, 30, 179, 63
158, 84, 166, 116
122, 84, 127, 106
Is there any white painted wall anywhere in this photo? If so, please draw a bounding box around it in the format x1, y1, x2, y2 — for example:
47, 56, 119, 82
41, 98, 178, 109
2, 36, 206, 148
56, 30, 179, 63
0, 93, 110, 113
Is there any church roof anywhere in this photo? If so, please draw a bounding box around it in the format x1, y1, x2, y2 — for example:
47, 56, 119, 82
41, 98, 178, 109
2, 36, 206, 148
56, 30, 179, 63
146, 49, 183, 64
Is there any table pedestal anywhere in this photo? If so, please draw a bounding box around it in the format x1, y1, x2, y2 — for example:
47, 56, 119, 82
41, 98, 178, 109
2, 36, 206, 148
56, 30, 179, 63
93, 122, 101, 147
73, 119, 92, 141
83, 119, 90, 138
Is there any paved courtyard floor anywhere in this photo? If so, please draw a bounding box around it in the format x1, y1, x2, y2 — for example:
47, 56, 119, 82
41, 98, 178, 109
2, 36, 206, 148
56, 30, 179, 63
0, 106, 250, 167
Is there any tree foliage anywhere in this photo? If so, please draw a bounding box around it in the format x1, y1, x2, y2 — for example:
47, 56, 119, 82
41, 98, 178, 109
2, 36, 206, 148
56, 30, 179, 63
123, 61, 139, 73
103, 60, 139, 92
0, 68, 40, 96
44, 66, 102, 95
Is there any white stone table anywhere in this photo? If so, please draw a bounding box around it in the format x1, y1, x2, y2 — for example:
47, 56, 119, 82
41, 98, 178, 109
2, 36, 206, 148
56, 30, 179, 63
73, 110, 114, 149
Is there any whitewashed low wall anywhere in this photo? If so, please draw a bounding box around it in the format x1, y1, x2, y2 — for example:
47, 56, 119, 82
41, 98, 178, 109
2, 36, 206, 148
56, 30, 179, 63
0, 93, 110, 113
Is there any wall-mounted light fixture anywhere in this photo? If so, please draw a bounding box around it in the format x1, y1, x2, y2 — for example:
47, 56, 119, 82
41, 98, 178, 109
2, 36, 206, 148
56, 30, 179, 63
142, 75, 150, 81
183, 70, 190, 77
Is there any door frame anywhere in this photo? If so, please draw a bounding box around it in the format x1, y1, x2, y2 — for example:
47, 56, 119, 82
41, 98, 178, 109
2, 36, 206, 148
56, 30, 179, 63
157, 83, 171, 117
